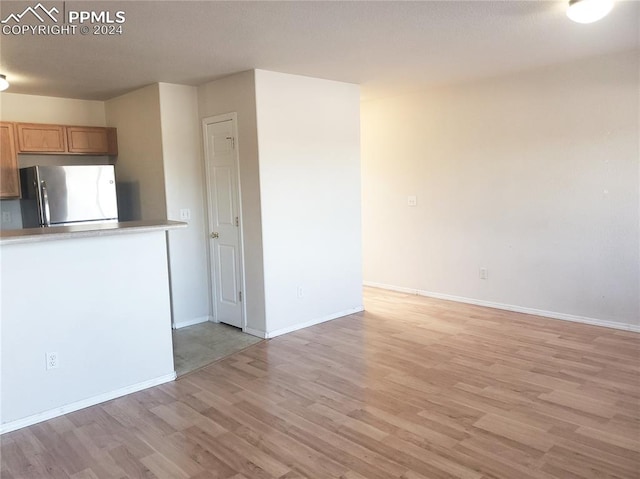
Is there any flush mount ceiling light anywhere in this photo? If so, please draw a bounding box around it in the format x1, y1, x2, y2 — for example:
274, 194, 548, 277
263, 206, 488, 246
0, 74, 8, 92
567, 0, 614, 23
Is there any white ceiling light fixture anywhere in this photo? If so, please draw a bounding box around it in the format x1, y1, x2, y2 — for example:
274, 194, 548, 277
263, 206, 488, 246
0, 74, 9, 92
567, 0, 614, 24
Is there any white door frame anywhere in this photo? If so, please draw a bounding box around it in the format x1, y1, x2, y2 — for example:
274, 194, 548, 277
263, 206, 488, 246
202, 112, 247, 331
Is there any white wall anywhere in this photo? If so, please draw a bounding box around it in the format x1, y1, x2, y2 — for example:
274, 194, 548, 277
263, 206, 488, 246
362, 50, 639, 328
198, 71, 267, 334
105, 84, 167, 221
1, 231, 175, 431
255, 70, 363, 335
158, 83, 210, 327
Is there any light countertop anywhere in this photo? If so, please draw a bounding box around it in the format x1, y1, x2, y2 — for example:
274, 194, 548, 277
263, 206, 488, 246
0, 220, 187, 245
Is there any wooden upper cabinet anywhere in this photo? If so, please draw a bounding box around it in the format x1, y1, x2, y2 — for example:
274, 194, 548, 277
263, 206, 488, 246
16, 123, 66, 153
0, 122, 21, 198
14, 123, 118, 156
67, 126, 118, 155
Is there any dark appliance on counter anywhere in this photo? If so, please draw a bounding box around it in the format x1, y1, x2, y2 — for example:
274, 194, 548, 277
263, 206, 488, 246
20, 165, 118, 228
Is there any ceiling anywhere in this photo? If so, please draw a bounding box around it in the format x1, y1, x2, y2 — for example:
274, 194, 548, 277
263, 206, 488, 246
1, 0, 638, 101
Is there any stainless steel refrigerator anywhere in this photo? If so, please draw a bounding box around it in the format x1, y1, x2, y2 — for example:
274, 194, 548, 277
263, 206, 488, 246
20, 165, 118, 227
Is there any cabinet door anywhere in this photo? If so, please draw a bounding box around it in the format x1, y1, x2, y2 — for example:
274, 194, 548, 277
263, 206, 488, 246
16, 123, 66, 153
66, 127, 118, 155
0, 122, 20, 198
67, 126, 109, 154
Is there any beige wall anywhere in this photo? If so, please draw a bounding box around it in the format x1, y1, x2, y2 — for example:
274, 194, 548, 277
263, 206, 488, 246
105, 84, 167, 221
361, 50, 639, 328
158, 83, 210, 326
198, 71, 267, 334
0, 92, 105, 125
255, 70, 363, 335
106, 83, 211, 328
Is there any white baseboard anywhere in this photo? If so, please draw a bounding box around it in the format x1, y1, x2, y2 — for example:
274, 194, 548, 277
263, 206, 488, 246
265, 306, 365, 339
363, 281, 639, 333
172, 315, 211, 329
0, 372, 177, 435
244, 327, 267, 339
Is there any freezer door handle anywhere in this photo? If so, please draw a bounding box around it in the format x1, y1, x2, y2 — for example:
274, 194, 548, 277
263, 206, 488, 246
41, 181, 51, 227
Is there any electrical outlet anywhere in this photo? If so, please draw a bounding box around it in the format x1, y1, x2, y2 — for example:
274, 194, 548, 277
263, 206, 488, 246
46, 352, 59, 370
297, 286, 304, 299
407, 195, 417, 207
479, 268, 488, 280
1, 211, 11, 223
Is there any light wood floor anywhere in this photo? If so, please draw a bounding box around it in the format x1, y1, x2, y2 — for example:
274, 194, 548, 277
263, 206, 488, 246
2, 287, 639, 478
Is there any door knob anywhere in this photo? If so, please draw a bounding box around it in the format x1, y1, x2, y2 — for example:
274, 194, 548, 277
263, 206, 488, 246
210, 232, 219, 239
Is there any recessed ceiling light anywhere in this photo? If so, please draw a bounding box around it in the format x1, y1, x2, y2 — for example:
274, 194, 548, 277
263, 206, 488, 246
0, 74, 9, 92
567, 0, 614, 24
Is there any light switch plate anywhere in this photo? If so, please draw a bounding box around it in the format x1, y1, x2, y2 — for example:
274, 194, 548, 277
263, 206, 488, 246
179, 209, 191, 220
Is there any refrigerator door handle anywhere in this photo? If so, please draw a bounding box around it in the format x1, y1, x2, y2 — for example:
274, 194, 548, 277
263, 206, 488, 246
41, 181, 51, 227
34, 180, 45, 226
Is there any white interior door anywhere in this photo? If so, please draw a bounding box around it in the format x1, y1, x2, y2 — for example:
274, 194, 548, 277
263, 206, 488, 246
204, 116, 243, 328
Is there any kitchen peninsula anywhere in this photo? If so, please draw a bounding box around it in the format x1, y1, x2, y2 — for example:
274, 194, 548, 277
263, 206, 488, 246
0, 219, 186, 433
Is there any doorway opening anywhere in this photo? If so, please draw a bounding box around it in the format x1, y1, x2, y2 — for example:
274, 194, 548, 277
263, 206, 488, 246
171, 112, 260, 377
172, 323, 260, 376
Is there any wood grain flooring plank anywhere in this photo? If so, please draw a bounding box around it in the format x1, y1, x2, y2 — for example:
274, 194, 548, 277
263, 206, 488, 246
472, 413, 555, 453
108, 445, 159, 478
234, 399, 408, 479
139, 451, 193, 479
543, 443, 637, 478
232, 425, 349, 479
184, 427, 278, 479
70, 469, 101, 479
